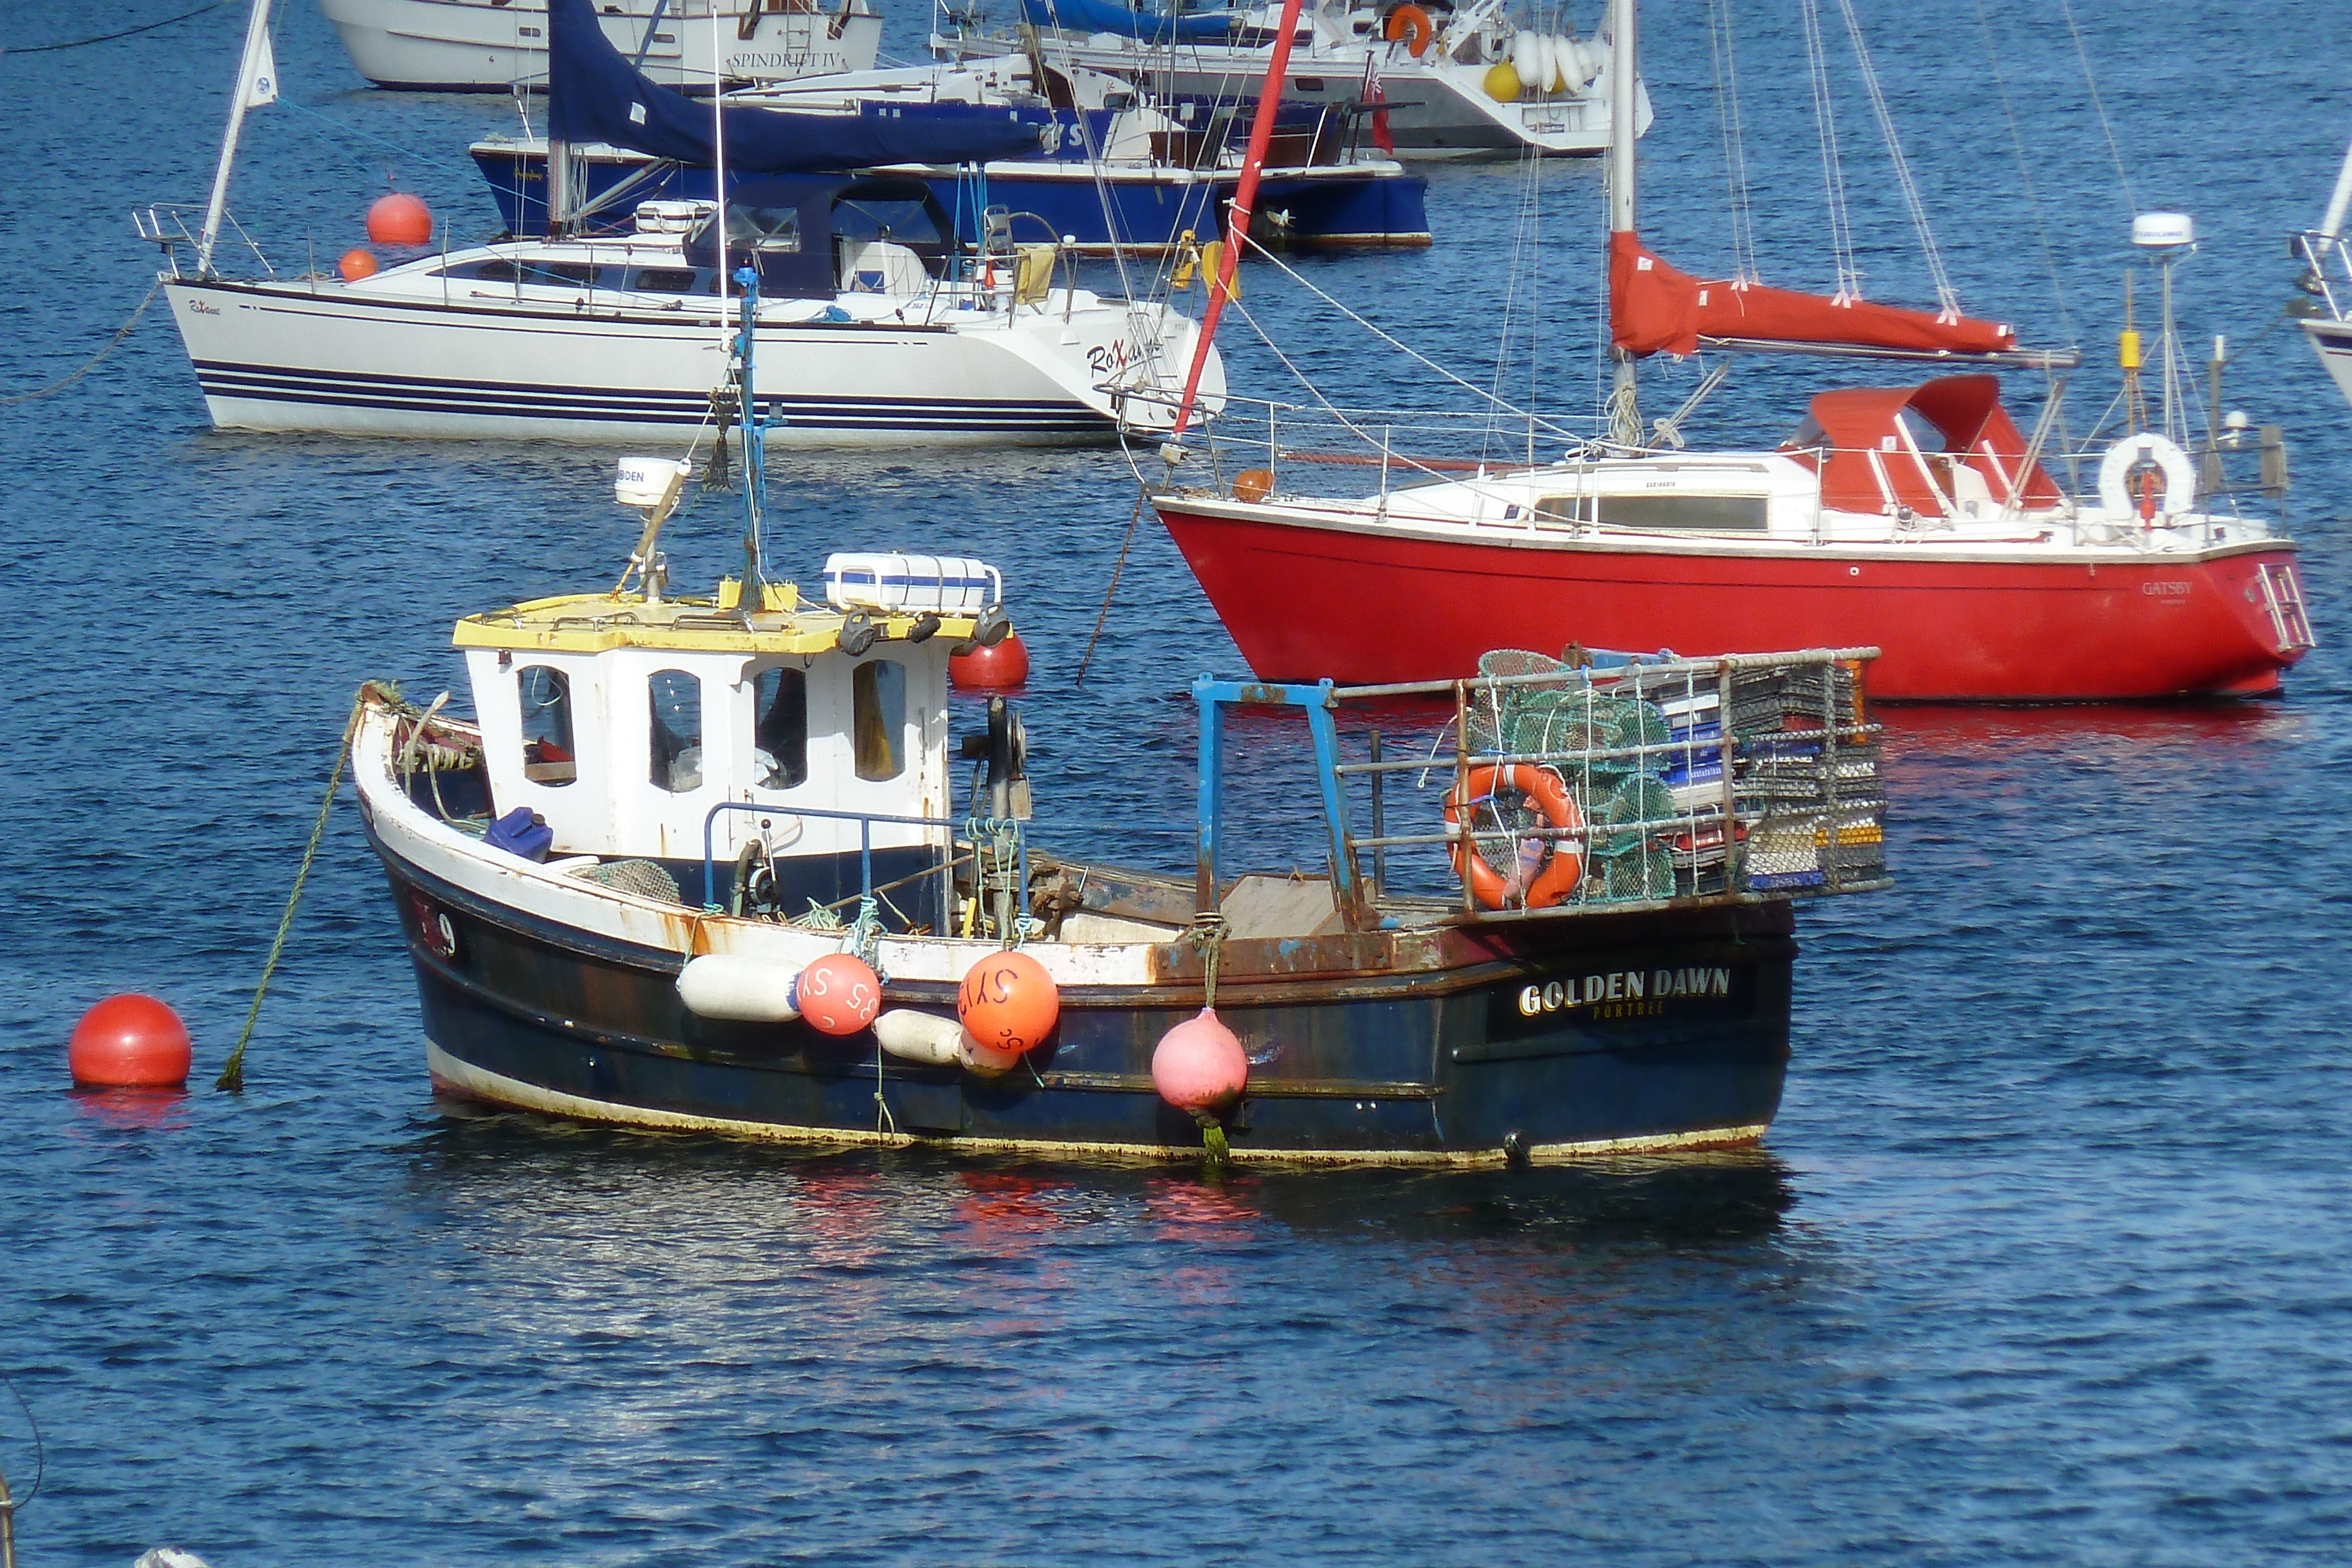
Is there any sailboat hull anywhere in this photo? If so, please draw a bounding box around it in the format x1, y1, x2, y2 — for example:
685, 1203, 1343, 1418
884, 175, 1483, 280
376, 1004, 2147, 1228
2303, 315, 2352, 410
163, 279, 1151, 446
1154, 499, 2311, 701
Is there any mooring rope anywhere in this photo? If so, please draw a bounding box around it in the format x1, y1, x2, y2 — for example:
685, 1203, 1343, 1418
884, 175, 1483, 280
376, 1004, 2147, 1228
219, 698, 364, 1092
1, 1, 229, 54
1074, 488, 1148, 687
1, 282, 161, 405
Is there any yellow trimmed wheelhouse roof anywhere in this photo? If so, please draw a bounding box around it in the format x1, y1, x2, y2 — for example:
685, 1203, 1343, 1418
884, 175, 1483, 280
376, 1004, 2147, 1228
453, 582, 981, 657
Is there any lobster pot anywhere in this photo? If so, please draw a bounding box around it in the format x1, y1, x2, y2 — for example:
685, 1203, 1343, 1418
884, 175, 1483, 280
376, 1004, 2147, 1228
1727, 663, 1862, 736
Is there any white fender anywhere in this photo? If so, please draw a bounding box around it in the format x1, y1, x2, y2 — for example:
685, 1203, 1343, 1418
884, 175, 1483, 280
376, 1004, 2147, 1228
676, 954, 801, 1023
1568, 36, 1598, 85
1550, 34, 1575, 92
1512, 29, 1542, 92
874, 1009, 968, 1067
959, 1037, 1028, 1078
2096, 432, 2197, 520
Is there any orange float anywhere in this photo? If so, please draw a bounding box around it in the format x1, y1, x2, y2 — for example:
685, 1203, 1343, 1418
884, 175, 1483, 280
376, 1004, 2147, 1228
949, 631, 1029, 688
366, 192, 433, 246
957, 950, 1060, 1055
338, 248, 379, 282
1381, 4, 1436, 57
69, 995, 192, 1088
792, 953, 880, 1035
1442, 764, 1584, 908
1231, 467, 1274, 503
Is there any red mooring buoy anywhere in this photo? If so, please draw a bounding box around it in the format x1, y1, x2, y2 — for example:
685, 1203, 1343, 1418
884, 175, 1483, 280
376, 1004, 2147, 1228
365, 192, 433, 246
339, 247, 379, 282
69, 994, 192, 1088
950, 632, 1030, 689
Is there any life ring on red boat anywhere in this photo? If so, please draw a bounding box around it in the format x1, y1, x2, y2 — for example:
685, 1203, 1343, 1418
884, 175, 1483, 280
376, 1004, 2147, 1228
1443, 764, 1583, 909
1382, 3, 1436, 58
2096, 432, 2195, 524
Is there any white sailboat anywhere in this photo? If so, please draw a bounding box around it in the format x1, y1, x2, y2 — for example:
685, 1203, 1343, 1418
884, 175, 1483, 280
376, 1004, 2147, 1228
2292, 131, 2352, 410
935, 0, 1651, 160
143, 0, 1221, 444
317, 0, 881, 92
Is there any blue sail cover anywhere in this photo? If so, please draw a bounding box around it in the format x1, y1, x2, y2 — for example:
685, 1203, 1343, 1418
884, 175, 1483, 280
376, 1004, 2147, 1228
1018, 0, 1235, 42
547, 0, 1042, 172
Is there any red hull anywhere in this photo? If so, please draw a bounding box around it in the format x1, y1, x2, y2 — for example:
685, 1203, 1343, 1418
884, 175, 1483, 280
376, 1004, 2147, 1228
1155, 502, 2309, 701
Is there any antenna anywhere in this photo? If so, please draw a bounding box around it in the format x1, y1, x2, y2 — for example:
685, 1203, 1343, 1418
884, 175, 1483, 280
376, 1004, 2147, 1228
2132, 211, 2194, 444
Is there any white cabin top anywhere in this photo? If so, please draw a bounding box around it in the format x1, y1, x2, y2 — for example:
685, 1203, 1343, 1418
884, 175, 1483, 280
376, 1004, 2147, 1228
456, 573, 988, 868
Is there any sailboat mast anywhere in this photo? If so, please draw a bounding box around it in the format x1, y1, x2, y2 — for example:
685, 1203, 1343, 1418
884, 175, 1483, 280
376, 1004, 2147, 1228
196, 0, 276, 278
1164, 0, 1308, 447
1605, 0, 1641, 447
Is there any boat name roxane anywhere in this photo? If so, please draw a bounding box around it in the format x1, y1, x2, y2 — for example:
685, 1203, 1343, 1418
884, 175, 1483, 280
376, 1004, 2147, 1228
1518, 967, 1733, 1017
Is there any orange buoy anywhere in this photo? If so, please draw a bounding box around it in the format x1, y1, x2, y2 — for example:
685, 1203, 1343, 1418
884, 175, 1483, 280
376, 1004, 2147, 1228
366, 192, 433, 246
1232, 467, 1274, 503
69, 995, 192, 1088
956, 950, 1060, 1056
950, 631, 1029, 689
1151, 1007, 1248, 1116
791, 953, 881, 1036
339, 247, 379, 282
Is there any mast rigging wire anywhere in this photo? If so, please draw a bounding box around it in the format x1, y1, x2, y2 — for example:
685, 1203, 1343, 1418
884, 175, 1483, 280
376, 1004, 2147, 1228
1971, 0, 2072, 343
2054, 0, 2136, 216
1705, 0, 1759, 285
1829, 0, 1958, 315
1796, 0, 1859, 299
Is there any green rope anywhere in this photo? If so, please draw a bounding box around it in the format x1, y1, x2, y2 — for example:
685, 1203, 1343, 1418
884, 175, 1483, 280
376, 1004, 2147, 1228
1, 282, 160, 406
219, 701, 362, 1092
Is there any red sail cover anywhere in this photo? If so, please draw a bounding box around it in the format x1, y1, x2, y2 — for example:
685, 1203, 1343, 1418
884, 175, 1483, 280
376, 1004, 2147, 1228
1608, 232, 2016, 359
1792, 375, 2064, 516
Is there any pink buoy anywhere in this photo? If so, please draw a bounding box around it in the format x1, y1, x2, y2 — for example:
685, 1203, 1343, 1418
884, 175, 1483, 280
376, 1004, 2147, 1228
950, 633, 1029, 689
791, 954, 880, 1036
69, 995, 192, 1088
366, 192, 433, 246
1151, 1007, 1247, 1116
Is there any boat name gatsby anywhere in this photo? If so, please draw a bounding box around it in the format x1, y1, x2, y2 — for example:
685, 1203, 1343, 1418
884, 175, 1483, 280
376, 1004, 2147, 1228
1517, 967, 1733, 1017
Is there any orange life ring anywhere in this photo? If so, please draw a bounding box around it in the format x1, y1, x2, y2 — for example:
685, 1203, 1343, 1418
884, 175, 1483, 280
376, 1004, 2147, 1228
1382, 3, 1436, 58
1443, 764, 1584, 910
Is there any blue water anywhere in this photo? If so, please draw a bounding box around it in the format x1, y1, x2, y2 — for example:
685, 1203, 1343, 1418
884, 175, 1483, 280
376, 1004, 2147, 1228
4, 1, 2350, 1562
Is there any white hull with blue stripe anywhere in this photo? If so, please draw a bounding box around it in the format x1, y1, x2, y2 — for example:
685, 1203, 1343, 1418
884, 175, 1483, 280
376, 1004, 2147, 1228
160, 213, 1220, 446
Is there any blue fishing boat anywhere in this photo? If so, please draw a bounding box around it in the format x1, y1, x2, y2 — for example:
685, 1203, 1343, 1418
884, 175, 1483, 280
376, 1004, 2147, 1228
349, 268, 1890, 1165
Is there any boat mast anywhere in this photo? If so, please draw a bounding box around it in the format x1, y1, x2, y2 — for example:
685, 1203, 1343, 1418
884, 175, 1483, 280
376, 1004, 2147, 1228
1604, 0, 1641, 448
196, 0, 278, 278
1162, 0, 1309, 449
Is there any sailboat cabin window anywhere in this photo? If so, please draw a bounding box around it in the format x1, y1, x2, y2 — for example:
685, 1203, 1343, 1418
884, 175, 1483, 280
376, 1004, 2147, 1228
751, 666, 808, 790
726, 206, 803, 255
649, 670, 704, 794
1596, 494, 1771, 533
852, 660, 907, 782
517, 666, 576, 787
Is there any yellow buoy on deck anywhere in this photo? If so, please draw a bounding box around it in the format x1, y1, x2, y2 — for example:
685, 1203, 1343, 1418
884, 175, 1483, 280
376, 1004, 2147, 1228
1484, 62, 1521, 102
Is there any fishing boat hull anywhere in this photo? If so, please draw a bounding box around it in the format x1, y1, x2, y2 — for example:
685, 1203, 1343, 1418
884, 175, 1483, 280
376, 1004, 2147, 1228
372, 831, 1796, 1164
473, 142, 1434, 254
162, 279, 1168, 445
1154, 497, 2311, 701
318, 0, 881, 91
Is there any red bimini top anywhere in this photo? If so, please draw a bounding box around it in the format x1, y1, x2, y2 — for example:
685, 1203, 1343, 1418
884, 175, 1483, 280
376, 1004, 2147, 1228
1780, 374, 2064, 519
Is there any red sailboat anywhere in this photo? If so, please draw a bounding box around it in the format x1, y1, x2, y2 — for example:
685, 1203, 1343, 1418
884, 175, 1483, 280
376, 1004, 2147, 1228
1150, 0, 2311, 701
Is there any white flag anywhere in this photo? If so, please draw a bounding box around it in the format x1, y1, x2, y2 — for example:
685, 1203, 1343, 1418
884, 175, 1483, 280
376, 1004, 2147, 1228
240, 27, 278, 108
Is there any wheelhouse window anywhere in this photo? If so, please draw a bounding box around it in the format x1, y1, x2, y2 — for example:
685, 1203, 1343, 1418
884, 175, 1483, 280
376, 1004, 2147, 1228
517, 666, 576, 786
649, 670, 704, 793
851, 660, 906, 782
751, 666, 808, 789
